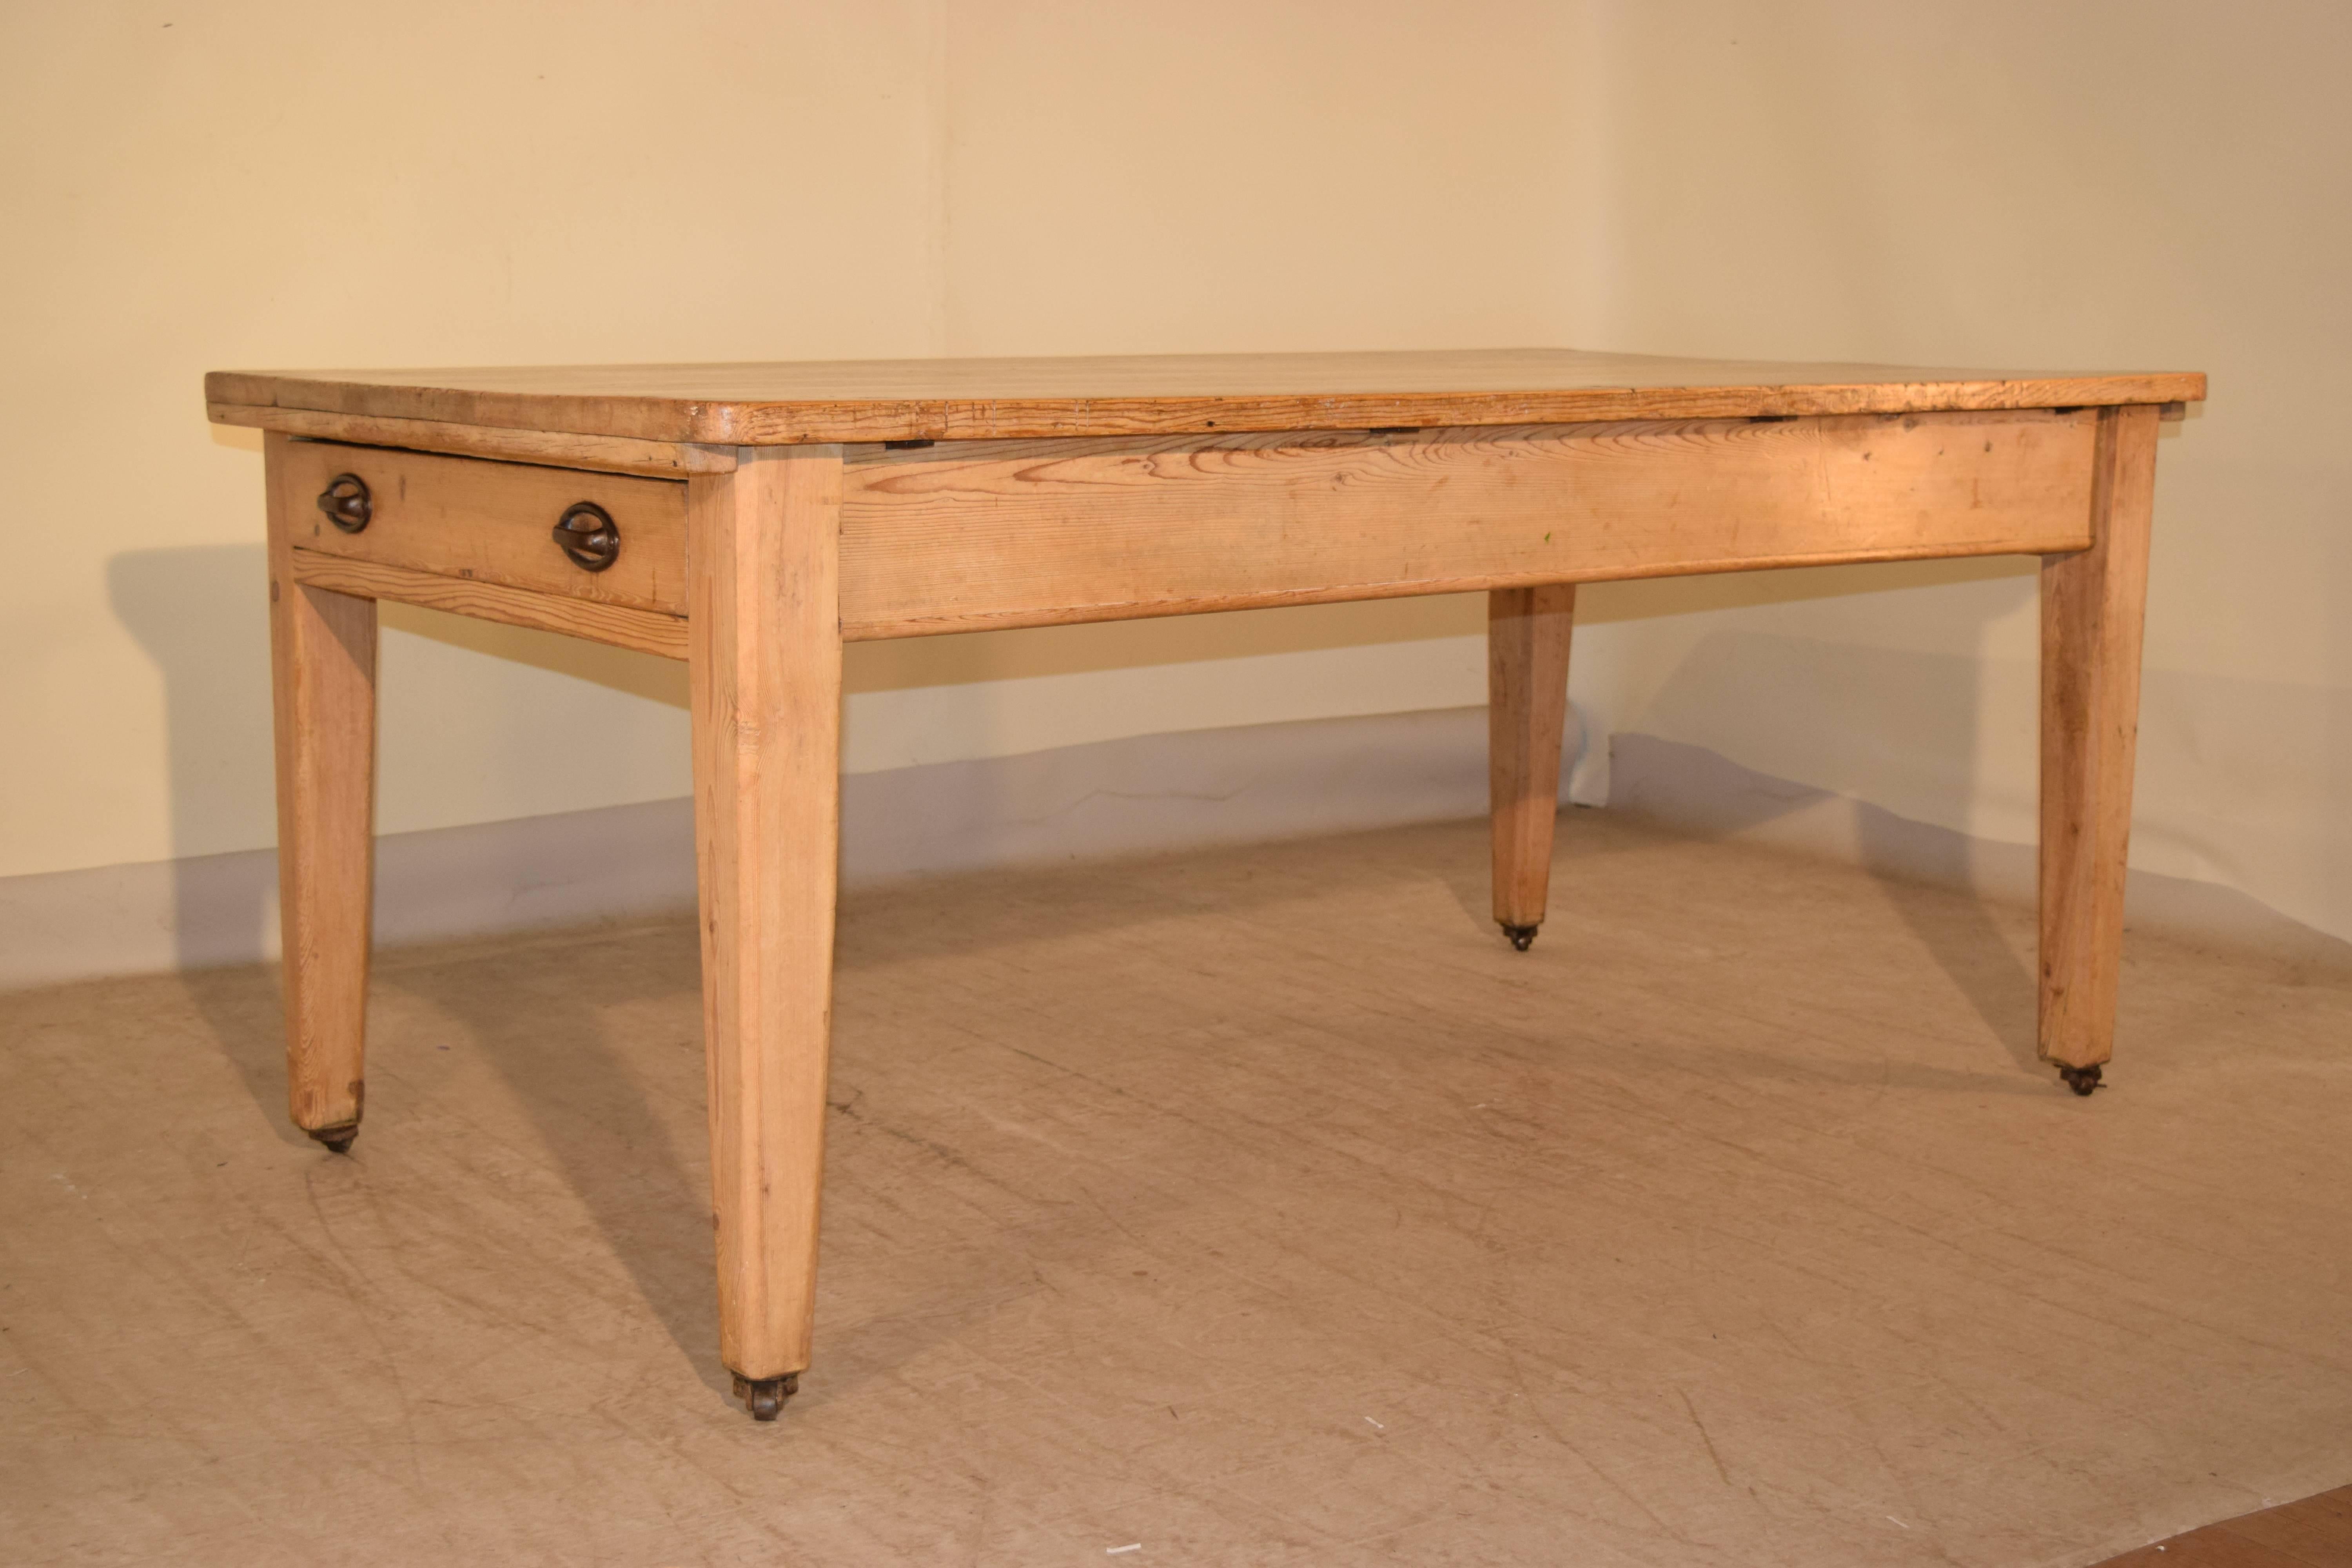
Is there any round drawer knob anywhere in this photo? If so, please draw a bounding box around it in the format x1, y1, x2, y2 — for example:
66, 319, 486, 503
316, 474, 371, 533
552, 502, 621, 572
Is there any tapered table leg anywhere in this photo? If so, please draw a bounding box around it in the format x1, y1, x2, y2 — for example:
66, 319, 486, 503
688, 446, 845, 1419
1489, 584, 1577, 950
265, 433, 378, 1153
2039, 404, 2161, 1094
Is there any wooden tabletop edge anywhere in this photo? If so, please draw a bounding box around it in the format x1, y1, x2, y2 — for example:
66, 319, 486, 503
203, 367, 2207, 446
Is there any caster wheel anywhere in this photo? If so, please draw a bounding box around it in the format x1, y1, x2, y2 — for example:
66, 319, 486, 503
307, 1123, 359, 1155
733, 1371, 799, 1421
2056, 1063, 2104, 1097
1500, 922, 1539, 953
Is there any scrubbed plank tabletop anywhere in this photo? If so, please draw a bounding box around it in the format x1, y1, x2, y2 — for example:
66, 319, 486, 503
207, 346, 2205, 445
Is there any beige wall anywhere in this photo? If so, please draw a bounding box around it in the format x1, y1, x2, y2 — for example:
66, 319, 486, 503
1563, 2, 2352, 946
5, 4, 2347, 939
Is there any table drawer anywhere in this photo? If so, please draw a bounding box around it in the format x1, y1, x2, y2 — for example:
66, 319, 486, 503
273, 440, 689, 614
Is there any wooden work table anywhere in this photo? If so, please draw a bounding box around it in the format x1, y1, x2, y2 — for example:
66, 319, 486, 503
207, 347, 2203, 1420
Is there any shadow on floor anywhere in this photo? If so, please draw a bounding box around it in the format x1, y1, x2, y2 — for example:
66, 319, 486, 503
1601, 727, 2044, 1080
370, 919, 728, 1392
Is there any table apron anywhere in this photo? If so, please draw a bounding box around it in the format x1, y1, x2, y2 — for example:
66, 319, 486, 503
836, 409, 2098, 639
276, 409, 2101, 654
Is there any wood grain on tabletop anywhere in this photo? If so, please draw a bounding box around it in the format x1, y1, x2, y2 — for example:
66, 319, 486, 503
205, 346, 2207, 445
211, 402, 738, 477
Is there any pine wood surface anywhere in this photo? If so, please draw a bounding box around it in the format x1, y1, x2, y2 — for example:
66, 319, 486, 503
212, 402, 737, 477
274, 441, 689, 614
263, 434, 377, 1138
287, 550, 689, 660
688, 448, 846, 1382
834, 409, 2098, 638
257, 408, 2100, 646
218, 346, 2201, 1435
2038, 404, 2160, 1069
1486, 585, 1576, 933
205, 346, 2205, 445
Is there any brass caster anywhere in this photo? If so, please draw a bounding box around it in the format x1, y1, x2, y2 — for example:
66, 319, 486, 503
732, 1371, 799, 1421
2056, 1063, 2104, 1097
1500, 922, 1539, 953
307, 1122, 359, 1155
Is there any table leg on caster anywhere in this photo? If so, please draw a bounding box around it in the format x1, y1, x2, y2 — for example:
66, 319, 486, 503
2037, 406, 2158, 1098
265, 434, 379, 1156
1488, 584, 1576, 955
690, 448, 844, 1420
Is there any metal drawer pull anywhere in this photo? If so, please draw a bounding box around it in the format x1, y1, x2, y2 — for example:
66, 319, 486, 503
552, 501, 621, 572
316, 474, 371, 533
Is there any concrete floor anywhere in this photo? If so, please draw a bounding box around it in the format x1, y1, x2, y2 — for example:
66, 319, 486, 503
4, 812, 2349, 1567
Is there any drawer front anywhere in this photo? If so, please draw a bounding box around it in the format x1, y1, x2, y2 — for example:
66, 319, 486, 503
274, 440, 689, 613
